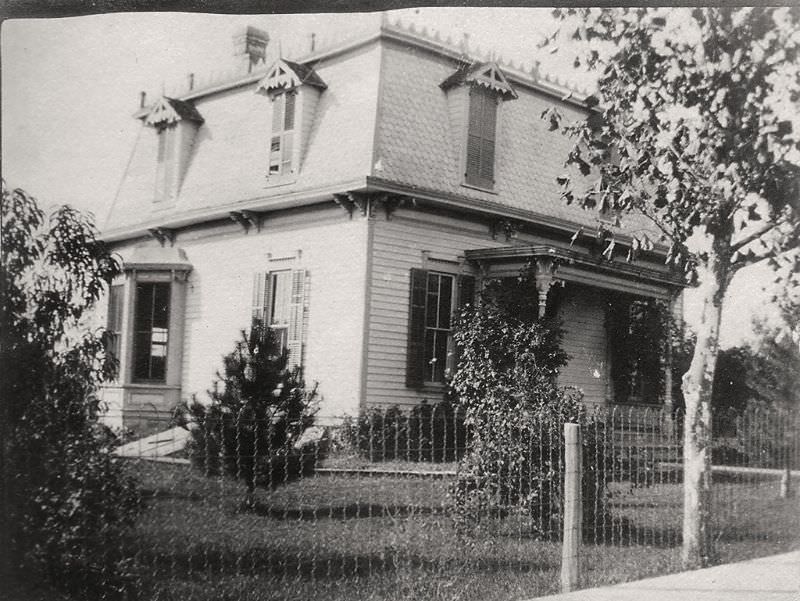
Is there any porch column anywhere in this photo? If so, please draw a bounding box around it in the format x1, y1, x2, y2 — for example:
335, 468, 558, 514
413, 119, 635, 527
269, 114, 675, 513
534, 257, 557, 318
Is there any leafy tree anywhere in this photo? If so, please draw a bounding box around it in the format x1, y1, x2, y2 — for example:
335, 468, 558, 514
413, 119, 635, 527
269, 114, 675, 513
543, 7, 800, 567
1, 182, 140, 598
177, 323, 319, 502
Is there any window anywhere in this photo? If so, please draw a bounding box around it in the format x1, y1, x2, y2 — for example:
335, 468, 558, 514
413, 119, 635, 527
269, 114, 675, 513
424, 273, 454, 383
269, 91, 296, 176
407, 269, 475, 387
465, 86, 498, 190
155, 125, 176, 201
106, 284, 124, 363
132, 282, 171, 382
252, 269, 307, 368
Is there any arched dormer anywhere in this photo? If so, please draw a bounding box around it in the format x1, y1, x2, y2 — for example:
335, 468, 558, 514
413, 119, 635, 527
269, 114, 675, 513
255, 59, 326, 181
441, 62, 517, 191
144, 97, 204, 203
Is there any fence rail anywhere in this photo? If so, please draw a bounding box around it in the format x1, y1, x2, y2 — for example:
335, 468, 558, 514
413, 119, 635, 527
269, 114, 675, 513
90, 405, 800, 600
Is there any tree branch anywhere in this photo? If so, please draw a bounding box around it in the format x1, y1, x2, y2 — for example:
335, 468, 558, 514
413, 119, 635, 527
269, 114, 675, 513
730, 222, 778, 253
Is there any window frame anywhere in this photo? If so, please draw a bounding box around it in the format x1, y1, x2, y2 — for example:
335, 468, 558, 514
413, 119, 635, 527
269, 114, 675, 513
154, 125, 177, 202
268, 90, 297, 178
422, 272, 456, 385
131, 281, 172, 384
105, 284, 124, 365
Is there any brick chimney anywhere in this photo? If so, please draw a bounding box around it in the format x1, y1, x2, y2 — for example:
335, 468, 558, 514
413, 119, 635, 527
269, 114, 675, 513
233, 26, 269, 73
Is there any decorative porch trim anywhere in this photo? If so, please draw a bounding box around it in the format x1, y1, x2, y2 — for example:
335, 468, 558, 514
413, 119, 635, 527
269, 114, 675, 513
465, 244, 686, 300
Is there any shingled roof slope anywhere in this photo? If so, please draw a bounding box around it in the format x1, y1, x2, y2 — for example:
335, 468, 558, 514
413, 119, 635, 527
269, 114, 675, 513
373, 39, 655, 237
104, 41, 381, 235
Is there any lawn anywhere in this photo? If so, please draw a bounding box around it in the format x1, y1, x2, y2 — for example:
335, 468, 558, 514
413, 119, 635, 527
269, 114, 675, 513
114, 459, 800, 601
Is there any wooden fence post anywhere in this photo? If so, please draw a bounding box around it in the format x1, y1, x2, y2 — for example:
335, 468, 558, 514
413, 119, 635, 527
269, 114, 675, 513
561, 422, 582, 593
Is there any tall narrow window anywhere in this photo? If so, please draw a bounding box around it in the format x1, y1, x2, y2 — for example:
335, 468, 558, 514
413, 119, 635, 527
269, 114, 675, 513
252, 269, 307, 368
155, 126, 176, 201
133, 282, 171, 382
424, 273, 455, 383
269, 91, 296, 176
465, 86, 497, 190
106, 284, 124, 363
407, 269, 475, 388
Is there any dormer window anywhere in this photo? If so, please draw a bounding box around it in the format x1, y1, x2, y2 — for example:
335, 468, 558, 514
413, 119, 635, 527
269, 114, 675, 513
256, 58, 326, 182
441, 62, 517, 192
466, 87, 498, 189
269, 91, 296, 176
155, 125, 177, 202
144, 97, 204, 202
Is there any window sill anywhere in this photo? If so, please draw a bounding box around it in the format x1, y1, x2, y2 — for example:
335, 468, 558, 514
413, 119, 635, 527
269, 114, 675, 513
461, 182, 498, 195
125, 382, 181, 390
264, 174, 297, 188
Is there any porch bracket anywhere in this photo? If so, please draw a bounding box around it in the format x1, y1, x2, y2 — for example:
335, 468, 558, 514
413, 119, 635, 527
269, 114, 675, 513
148, 227, 176, 247
534, 256, 558, 318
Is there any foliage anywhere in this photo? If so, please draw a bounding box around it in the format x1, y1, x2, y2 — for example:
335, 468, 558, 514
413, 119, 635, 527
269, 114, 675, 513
1, 182, 140, 598
344, 398, 468, 463
448, 271, 608, 535
176, 323, 319, 495
543, 6, 800, 567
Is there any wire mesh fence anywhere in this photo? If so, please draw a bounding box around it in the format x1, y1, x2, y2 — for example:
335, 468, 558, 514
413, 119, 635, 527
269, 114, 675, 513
84, 404, 800, 600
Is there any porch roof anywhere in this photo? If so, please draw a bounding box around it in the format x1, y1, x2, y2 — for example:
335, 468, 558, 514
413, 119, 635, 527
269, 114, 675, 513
465, 245, 687, 300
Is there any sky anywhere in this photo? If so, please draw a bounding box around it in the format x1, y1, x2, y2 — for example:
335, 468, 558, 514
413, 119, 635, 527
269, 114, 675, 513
1, 8, 788, 348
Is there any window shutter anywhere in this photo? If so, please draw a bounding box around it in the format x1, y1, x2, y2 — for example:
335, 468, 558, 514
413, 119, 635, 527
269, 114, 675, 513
286, 269, 307, 370
284, 92, 296, 131
251, 271, 271, 327
272, 94, 283, 132
457, 275, 476, 312
406, 268, 428, 388
464, 88, 497, 189
453, 274, 476, 370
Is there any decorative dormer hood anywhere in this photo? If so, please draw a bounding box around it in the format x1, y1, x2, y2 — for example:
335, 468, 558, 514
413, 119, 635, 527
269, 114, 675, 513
255, 58, 327, 96
440, 61, 518, 100
144, 97, 204, 129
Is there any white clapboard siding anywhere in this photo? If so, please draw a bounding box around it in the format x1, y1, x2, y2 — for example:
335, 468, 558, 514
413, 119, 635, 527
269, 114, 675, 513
366, 210, 498, 407
557, 284, 609, 406
117, 205, 368, 418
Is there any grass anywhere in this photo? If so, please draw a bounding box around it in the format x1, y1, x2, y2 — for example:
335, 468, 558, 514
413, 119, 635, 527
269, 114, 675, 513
109, 458, 800, 601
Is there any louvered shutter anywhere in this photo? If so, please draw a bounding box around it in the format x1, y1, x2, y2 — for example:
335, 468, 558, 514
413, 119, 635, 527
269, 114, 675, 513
251, 272, 272, 328
286, 269, 307, 370
272, 94, 283, 132
457, 275, 476, 312
284, 92, 296, 131
406, 268, 428, 388
452, 274, 476, 370
465, 88, 497, 189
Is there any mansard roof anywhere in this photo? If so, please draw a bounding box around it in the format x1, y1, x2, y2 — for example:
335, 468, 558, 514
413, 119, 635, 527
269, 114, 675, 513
255, 58, 327, 95
144, 96, 204, 128
440, 61, 518, 100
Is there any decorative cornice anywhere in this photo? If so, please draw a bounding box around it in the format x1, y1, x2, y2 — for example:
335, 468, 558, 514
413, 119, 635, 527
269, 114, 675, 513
464, 245, 686, 288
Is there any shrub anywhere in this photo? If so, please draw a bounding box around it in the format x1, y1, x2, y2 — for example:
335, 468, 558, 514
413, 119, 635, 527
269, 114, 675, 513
177, 323, 320, 496
1, 183, 140, 598
448, 272, 609, 536
346, 399, 468, 462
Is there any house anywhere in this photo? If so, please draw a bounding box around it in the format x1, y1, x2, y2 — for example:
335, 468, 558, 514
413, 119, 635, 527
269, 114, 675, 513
99, 17, 686, 434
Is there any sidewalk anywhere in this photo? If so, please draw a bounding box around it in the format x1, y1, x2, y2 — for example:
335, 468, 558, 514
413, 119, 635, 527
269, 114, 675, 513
526, 551, 800, 601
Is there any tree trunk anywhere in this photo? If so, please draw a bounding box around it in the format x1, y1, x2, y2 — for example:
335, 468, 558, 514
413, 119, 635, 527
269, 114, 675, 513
681, 247, 730, 569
